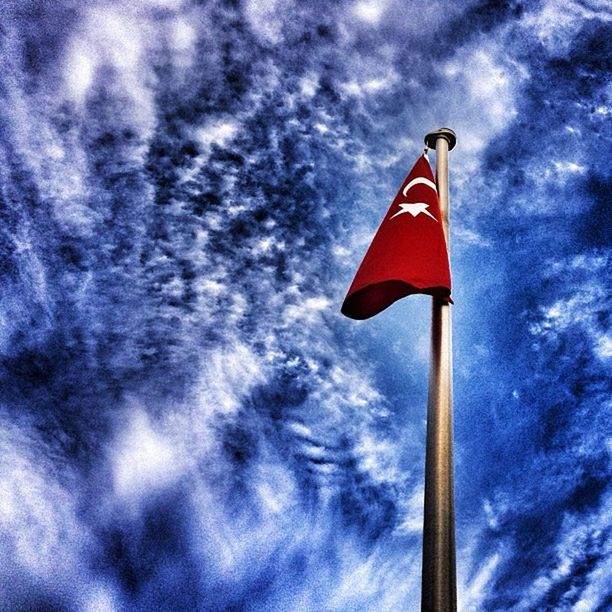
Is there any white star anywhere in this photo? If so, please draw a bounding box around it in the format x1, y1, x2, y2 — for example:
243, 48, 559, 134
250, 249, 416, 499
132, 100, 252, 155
390, 202, 437, 221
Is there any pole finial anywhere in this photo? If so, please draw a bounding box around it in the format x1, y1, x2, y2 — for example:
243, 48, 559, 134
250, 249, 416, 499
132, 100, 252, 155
424, 128, 456, 151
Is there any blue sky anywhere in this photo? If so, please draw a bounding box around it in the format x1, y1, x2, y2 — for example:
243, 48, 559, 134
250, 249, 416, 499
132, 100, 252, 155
0, 1, 610, 610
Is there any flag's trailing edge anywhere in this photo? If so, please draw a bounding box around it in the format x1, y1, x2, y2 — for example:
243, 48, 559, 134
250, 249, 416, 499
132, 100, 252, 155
341, 154, 452, 320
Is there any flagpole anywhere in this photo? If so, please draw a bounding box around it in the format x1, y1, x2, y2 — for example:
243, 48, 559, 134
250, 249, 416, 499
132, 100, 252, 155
421, 128, 457, 612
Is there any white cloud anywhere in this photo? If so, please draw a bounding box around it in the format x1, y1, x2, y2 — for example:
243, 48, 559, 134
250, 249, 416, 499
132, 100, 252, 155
552, 160, 587, 174
283, 295, 331, 325
517, 493, 612, 611
253, 463, 298, 515
0, 421, 91, 586
595, 335, 612, 360
171, 16, 196, 51
355, 434, 400, 483
111, 406, 184, 499
340, 72, 399, 98
460, 551, 503, 610
440, 44, 524, 157
195, 120, 240, 149
529, 270, 610, 363
328, 542, 421, 611
453, 226, 491, 247
353, 0, 388, 25
65, 42, 95, 101
300, 75, 318, 97
62, 4, 160, 134
525, 159, 588, 188
483, 498, 500, 529
244, 0, 290, 44
424, 39, 529, 209
195, 341, 266, 417
81, 584, 121, 612
396, 483, 424, 534
108, 342, 268, 503
168, 15, 198, 70
522, 0, 612, 56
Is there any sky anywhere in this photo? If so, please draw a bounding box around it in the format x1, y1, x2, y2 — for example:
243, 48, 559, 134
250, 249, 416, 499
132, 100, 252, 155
0, 0, 610, 610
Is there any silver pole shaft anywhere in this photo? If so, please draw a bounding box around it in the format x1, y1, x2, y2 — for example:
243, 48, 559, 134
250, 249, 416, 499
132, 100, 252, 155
421, 129, 456, 612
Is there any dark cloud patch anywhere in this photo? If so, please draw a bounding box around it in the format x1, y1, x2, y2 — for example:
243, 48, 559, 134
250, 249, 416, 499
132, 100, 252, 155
579, 173, 612, 248
99, 490, 204, 610
9, 0, 79, 86
434, 0, 529, 56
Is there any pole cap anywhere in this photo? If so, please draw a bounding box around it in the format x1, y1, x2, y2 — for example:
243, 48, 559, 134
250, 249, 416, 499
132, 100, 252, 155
424, 128, 456, 151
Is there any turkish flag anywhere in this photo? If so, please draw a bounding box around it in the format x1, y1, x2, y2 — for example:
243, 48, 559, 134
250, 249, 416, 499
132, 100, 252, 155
341, 154, 451, 320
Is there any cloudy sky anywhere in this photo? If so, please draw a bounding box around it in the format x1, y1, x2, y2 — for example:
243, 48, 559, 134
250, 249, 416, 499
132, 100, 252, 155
0, 0, 610, 610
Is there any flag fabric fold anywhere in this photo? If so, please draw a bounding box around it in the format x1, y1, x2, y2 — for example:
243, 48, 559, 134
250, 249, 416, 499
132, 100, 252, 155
341, 154, 451, 320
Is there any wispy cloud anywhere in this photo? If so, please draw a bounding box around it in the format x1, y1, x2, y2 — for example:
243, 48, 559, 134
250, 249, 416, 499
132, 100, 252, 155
0, 0, 609, 609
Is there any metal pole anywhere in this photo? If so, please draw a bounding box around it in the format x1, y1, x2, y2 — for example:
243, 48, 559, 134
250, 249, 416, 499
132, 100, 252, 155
421, 128, 457, 612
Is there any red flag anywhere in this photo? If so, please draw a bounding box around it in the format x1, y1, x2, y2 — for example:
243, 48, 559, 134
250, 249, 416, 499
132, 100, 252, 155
341, 154, 451, 320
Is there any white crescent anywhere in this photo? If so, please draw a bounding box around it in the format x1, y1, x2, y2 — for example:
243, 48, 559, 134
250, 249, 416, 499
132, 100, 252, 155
402, 177, 437, 197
